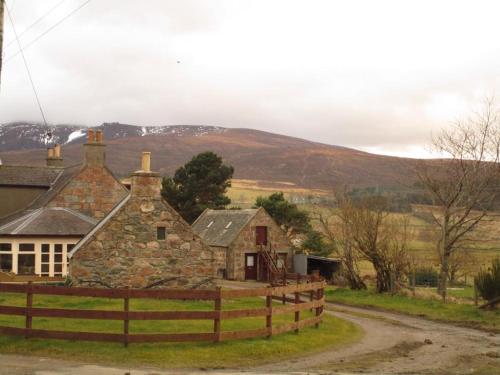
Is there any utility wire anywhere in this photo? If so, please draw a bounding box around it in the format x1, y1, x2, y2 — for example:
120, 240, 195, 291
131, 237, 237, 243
5, 3, 49, 130
4, 0, 91, 64
2, 0, 68, 55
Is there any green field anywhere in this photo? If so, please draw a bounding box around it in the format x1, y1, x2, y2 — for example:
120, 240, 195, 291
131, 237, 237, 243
325, 287, 500, 332
0, 293, 361, 368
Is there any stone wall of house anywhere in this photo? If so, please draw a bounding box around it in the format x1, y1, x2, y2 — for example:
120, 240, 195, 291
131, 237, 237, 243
49, 166, 128, 219
209, 245, 228, 279
70, 173, 218, 289
229, 208, 293, 280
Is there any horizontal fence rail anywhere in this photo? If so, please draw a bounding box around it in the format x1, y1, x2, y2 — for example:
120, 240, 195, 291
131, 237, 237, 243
0, 279, 325, 346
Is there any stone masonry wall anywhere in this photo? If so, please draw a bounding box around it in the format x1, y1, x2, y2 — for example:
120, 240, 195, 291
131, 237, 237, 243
70, 175, 218, 289
229, 208, 292, 280
49, 166, 128, 219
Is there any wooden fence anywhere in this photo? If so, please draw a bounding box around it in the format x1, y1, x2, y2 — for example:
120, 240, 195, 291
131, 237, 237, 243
0, 280, 325, 346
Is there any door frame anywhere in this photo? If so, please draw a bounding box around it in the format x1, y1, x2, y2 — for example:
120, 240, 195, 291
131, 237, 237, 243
244, 253, 257, 280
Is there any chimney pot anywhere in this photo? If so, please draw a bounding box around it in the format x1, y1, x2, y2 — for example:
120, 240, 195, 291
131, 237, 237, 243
95, 130, 103, 143
47, 148, 54, 158
141, 152, 151, 172
87, 129, 95, 143
54, 144, 61, 158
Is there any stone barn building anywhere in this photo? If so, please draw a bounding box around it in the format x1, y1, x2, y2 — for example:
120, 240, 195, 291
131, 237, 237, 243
68, 153, 218, 289
0, 130, 128, 278
192, 208, 293, 281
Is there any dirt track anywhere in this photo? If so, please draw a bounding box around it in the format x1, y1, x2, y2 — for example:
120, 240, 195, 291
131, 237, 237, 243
0, 303, 498, 375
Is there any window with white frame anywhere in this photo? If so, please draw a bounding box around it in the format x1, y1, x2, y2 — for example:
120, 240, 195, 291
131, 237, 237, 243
54, 244, 63, 276
41, 244, 50, 276
0, 243, 12, 272
18, 243, 35, 275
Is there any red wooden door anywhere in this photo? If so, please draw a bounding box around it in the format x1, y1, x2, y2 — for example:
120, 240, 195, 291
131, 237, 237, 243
245, 253, 257, 280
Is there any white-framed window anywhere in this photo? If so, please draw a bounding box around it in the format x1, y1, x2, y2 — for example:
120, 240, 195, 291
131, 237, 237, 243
0, 243, 12, 272
18, 243, 35, 275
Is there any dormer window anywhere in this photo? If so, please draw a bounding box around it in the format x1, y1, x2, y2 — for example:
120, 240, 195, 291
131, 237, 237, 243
157, 227, 166, 240
207, 221, 214, 228
225, 221, 233, 229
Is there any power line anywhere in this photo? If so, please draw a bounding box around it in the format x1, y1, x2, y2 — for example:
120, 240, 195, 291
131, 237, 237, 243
5, 3, 48, 129
2, 0, 68, 55
4, 0, 91, 64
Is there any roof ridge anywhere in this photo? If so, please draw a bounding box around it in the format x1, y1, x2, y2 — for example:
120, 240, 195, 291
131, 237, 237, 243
54, 207, 97, 225
11, 208, 44, 235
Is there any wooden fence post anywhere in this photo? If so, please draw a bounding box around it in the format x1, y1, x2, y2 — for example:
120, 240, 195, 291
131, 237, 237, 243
315, 283, 321, 328
214, 286, 222, 343
25, 281, 33, 339
266, 287, 272, 339
123, 286, 130, 347
282, 268, 287, 304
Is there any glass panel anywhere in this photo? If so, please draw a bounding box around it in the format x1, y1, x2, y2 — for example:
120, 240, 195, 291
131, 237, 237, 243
54, 244, 63, 253
42, 254, 50, 263
54, 264, 63, 273
41, 244, 50, 253
41, 264, 49, 273
0, 254, 12, 272
157, 227, 166, 240
18, 254, 35, 275
54, 254, 63, 263
0, 243, 12, 252
67, 244, 75, 252
246, 255, 255, 267
19, 243, 35, 252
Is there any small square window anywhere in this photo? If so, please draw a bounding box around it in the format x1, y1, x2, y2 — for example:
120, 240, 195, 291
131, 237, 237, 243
54, 244, 63, 253
157, 227, 166, 240
42, 254, 49, 263
41, 264, 49, 273
41, 244, 50, 253
54, 264, 63, 273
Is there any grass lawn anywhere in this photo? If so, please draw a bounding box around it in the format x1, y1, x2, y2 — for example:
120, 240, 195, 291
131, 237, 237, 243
325, 287, 500, 332
0, 293, 362, 368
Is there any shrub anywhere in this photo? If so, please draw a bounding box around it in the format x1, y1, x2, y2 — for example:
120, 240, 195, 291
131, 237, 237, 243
414, 267, 438, 287
474, 258, 500, 302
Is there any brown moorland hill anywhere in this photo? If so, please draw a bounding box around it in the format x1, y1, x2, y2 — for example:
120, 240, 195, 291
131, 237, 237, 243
0, 126, 418, 189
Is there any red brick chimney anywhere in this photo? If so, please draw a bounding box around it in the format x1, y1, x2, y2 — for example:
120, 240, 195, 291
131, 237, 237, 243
130, 152, 161, 199
84, 128, 106, 166
46, 144, 63, 167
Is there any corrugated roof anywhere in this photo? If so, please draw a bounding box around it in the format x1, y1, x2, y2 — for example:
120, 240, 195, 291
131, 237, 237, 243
0, 165, 64, 187
192, 209, 259, 247
0, 207, 97, 236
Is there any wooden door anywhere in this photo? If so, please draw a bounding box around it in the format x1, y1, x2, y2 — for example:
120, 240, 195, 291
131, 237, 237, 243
245, 253, 257, 280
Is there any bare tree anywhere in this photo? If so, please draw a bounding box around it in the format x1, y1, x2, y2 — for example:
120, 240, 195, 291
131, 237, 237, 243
337, 196, 411, 293
415, 99, 500, 300
311, 204, 366, 289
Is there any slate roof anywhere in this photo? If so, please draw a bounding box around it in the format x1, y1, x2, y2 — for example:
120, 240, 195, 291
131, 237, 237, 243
0, 164, 83, 225
0, 207, 97, 236
0, 165, 64, 187
192, 209, 260, 247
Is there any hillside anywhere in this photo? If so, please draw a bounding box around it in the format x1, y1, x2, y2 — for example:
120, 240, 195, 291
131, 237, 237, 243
0, 122, 417, 189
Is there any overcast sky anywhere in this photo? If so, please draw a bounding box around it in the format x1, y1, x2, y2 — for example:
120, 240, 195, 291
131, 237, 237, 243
1, 0, 499, 157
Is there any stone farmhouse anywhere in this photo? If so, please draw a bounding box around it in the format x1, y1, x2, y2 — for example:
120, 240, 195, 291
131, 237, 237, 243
0, 129, 290, 287
192, 208, 293, 281
0, 130, 128, 278
68, 152, 218, 288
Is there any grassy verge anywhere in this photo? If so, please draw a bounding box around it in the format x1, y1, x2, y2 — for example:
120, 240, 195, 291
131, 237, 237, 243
0, 293, 362, 368
325, 287, 500, 332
